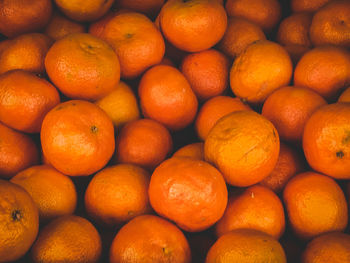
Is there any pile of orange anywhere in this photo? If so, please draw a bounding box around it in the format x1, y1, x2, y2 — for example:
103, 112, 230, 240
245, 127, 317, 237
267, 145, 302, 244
0, 0, 350, 262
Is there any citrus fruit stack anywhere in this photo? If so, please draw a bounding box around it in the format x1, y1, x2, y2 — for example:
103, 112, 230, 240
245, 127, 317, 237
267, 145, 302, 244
0, 0, 350, 262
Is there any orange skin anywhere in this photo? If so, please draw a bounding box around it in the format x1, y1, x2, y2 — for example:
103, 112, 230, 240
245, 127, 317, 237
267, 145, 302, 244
45, 33, 120, 101
180, 49, 229, 101
11, 165, 77, 223
149, 157, 228, 232
0, 70, 60, 133
54, 0, 115, 22
159, 0, 227, 52
0, 33, 53, 75
110, 215, 191, 263
0, 180, 39, 262
98, 12, 165, 79
283, 172, 348, 240
284, 44, 311, 66
0, 39, 11, 55
230, 40, 293, 105
139, 65, 198, 131
302, 232, 350, 263
291, 0, 331, 12
115, 119, 173, 171
259, 142, 305, 193
206, 229, 287, 263
215, 185, 285, 239
294, 46, 350, 100
338, 86, 350, 102
89, 11, 117, 38
0, 123, 39, 179
303, 103, 350, 179
195, 96, 251, 141
218, 17, 266, 59
41, 100, 115, 176
173, 142, 204, 160
44, 12, 86, 41
204, 111, 280, 187
225, 0, 282, 32
95, 81, 140, 129
85, 164, 151, 227
309, 0, 350, 48
0, 0, 52, 38
31, 215, 102, 263
115, 0, 165, 18
262, 86, 327, 142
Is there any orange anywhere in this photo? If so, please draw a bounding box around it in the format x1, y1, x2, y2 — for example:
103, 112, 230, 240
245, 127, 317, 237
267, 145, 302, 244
54, 0, 115, 22
0, 180, 39, 262
218, 17, 266, 59
138, 65, 198, 131
115, 119, 173, 171
283, 44, 311, 66
291, 0, 331, 12
204, 110, 280, 187
303, 103, 350, 179
261, 86, 327, 142
10, 165, 77, 222
44, 11, 86, 40
0, 39, 11, 56
225, 0, 282, 32
338, 86, 350, 102
41, 100, 115, 176
45, 33, 120, 101
88, 11, 118, 38
215, 185, 285, 239
149, 157, 228, 232
173, 142, 204, 160
0, 0, 52, 38
0, 70, 60, 133
96, 12, 165, 79
159, 57, 175, 67
159, 0, 227, 52
206, 229, 287, 263
283, 171, 348, 240
31, 215, 102, 263
309, 0, 350, 48
115, 0, 165, 18
95, 81, 140, 129
294, 46, 350, 100
0, 33, 53, 75
259, 142, 305, 193
302, 232, 350, 263
110, 215, 191, 263
230, 40, 293, 104
85, 164, 151, 227
180, 49, 229, 101
0, 123, 39, 179
195, 95, 251, 141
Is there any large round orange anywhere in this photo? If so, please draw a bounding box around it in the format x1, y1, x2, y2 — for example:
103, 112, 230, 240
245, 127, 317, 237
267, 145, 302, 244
230, 40, 293, 104
85, 164, 151, 227
0, 70, 60, 133
294, 46, 350, 100
0, 0, 52, 38
180, 49, 229, 101
302, 232, 350, 263
283, 172, 348, 240
303, 103, 350, 179
110, 215, 191, 263
262, 86, 327, 142
41, 100, 115, 176
159, 0, 227, 52
204, 110, 280, 187
10, 165, 77, 222
138, 65, 198, 131
0, 179, 39, 262
45, 33, 120, 101
206, 229, 287, 263
309, 0, 350, 48
195, 95, 251, 141
225, 0, 282, 32
215, 185, 285, 239
115, 119, 173, 171
30, 215, 102, 263
149, 157, 228, 232
0, 123, 39, 179
291, 0, 331, 12
97, 12, 165, 79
